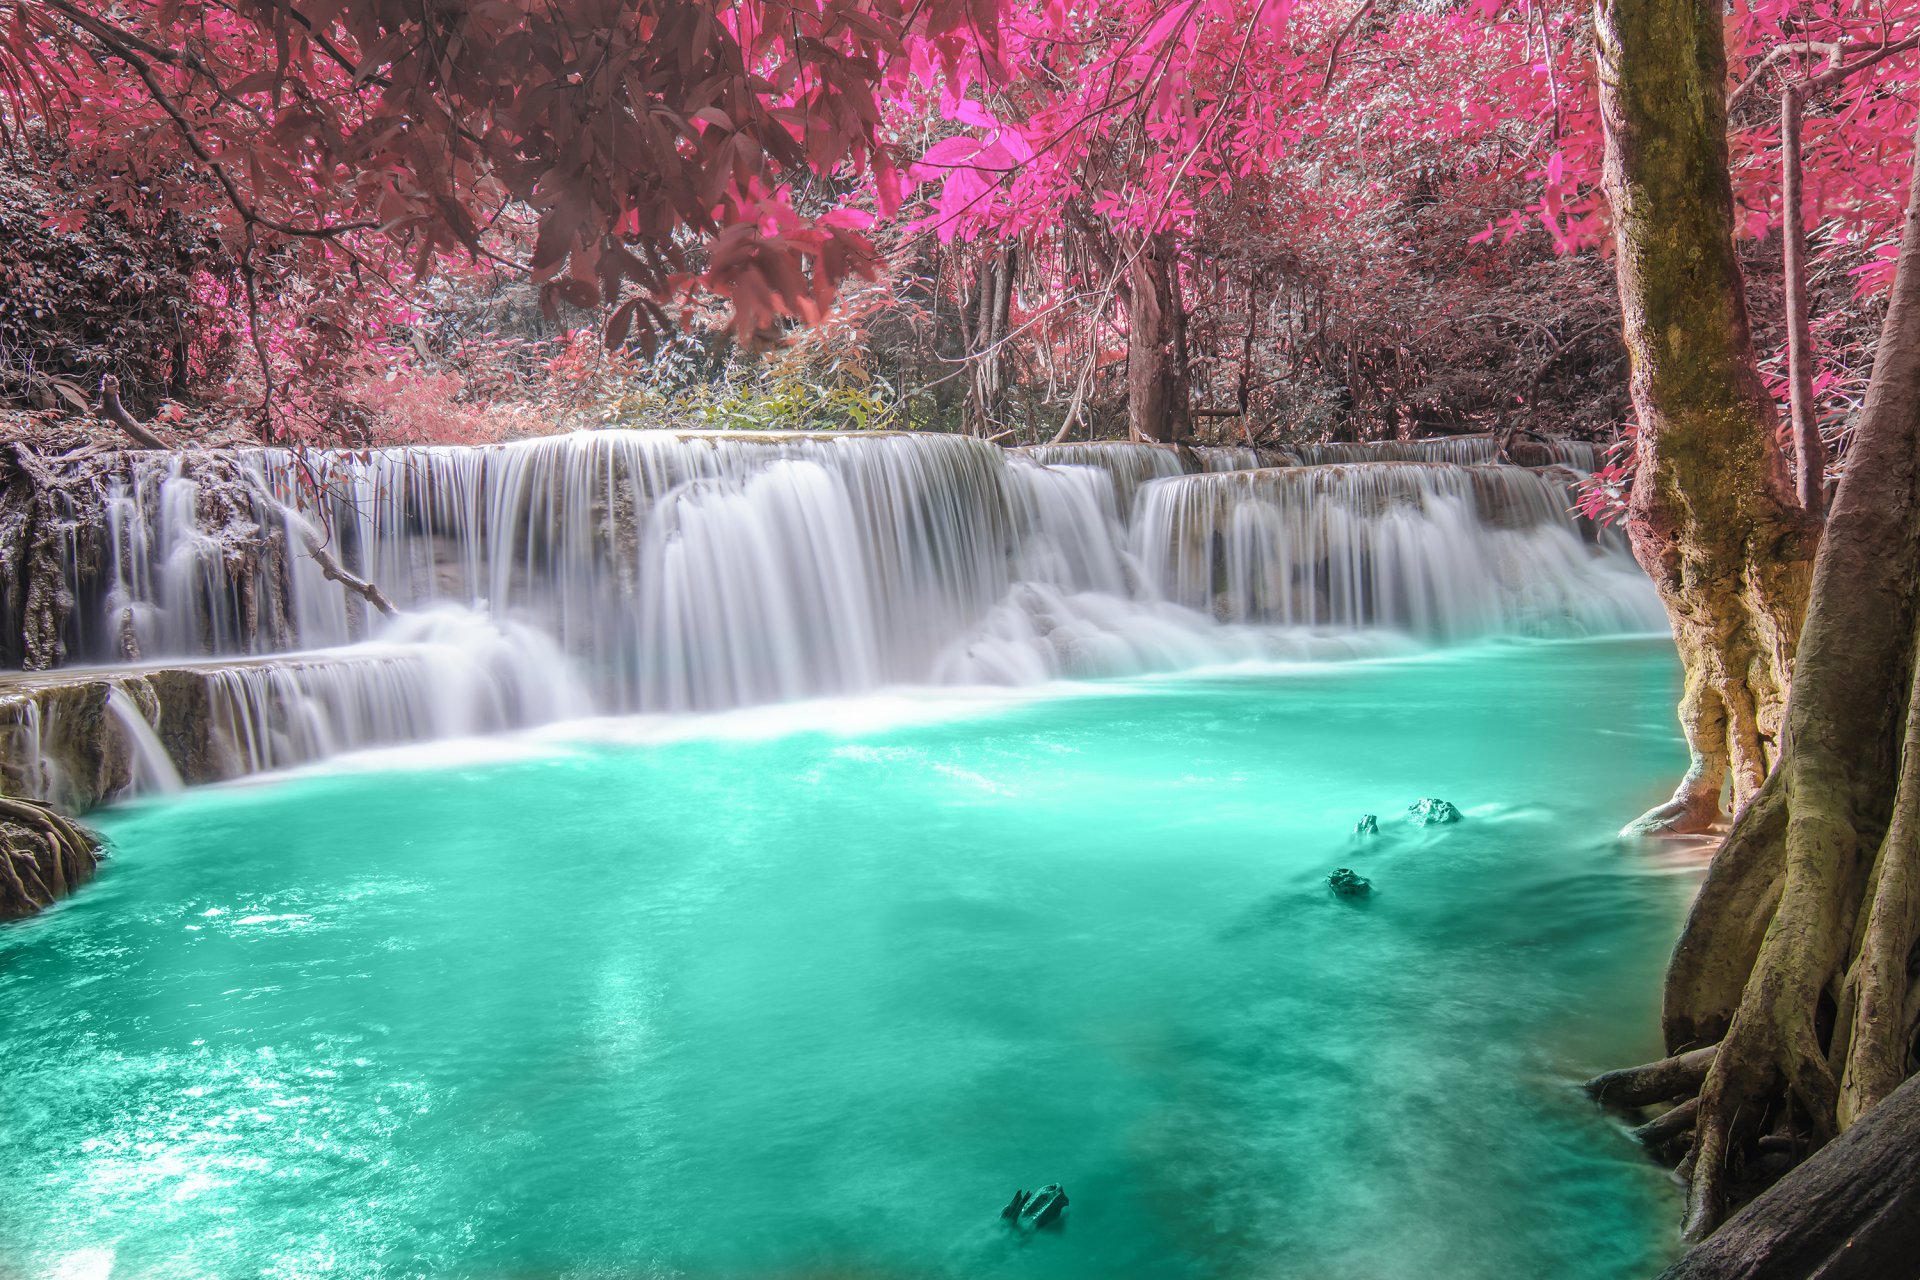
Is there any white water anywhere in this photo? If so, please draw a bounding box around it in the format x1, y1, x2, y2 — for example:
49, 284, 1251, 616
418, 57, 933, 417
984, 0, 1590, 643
5, 431, 1658, 804
1132, 462, 1664, 640
102, 687, 183, 795
1296, 437, 1603, 470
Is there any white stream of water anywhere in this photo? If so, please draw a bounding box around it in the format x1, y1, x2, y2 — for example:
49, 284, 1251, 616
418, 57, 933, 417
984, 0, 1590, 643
4, 431, 1660, 804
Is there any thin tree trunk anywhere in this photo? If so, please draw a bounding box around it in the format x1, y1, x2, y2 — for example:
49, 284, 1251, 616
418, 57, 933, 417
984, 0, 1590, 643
965, 244, 1017, 439
1781, 84, 1827, 517
1595, 0, 1818, 835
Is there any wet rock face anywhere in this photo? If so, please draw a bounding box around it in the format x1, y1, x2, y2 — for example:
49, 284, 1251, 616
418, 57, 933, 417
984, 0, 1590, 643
1354, 813, 1379, 835
1002, 1184, 1069, 1231
2, 667, 239, 812
1407, 798, 1462, 825
0, 681, 135, 812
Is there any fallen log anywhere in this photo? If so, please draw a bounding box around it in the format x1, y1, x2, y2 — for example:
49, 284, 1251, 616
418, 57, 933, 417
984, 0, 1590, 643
1658, 1071, 1920, 1279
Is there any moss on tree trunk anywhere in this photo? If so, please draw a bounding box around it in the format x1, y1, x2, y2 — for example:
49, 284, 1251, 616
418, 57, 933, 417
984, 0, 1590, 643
1592, 95, 1920, 1240
1594, 0, 1817, 835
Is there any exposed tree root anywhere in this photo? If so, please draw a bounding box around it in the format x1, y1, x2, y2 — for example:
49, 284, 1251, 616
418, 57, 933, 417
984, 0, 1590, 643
1657, 1073, 1920, 1279
0, 794, 103, 919
1587, 1046, 1719, 1107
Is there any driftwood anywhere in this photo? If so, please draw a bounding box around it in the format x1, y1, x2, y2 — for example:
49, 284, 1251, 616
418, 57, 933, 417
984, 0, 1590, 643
1658, 1072, 1920, 1279
97, 375, 170, 450
96, 377, 396, 618
298, 527, 397, 617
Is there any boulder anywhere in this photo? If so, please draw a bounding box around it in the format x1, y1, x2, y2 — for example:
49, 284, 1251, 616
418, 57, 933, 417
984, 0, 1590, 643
1354, 813, 1379, 835
1407, 798, 1462, 825
1328, 868, 1372, 897
1002, 1183, 1069, 1231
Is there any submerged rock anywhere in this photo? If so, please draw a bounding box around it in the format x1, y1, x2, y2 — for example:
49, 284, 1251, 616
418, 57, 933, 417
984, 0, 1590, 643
1406, 798, 1462, 825
1002, 1184, 1069, 1231
1328, 868, 1372, 897
1354, 813, 1379, 836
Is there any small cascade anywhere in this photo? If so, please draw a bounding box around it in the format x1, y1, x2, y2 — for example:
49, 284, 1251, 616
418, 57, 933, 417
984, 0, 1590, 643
199, 610, 590, 777
2, 430, 1663, 808
1133, 463, 1666, 642
1012, 443, 1188, 518
0, 608, 586, 810
1296, 438, 1503, 466
1292, 436, 1604, 470
103, 686, 183, 795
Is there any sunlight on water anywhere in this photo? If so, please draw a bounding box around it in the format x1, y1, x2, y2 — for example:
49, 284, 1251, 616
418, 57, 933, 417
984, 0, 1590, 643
1, 638, 1693, 1279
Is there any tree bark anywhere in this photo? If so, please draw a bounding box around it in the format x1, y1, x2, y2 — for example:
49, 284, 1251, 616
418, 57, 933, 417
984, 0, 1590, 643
1780, 85, 1827, 518
1657, 1072, 1920, 1278
965, 244, 1017, 439
1595, 0, 1818, 835
1593, 104, 1920, 1243
1126, 232, 1192, 443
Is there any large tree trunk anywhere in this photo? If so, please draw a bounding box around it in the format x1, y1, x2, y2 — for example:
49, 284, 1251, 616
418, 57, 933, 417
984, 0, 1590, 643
1595, 0, 1818, 835
1126, 233, 1191, 443
1591, 107, 1920, 1242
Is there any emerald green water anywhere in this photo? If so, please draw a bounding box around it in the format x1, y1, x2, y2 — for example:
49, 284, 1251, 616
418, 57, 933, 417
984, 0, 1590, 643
2, 638, 1693, 1279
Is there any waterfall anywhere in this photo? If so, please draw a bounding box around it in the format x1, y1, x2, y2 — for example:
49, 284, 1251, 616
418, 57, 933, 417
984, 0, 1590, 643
1293, 436, 1602, 470
0, 608, 588, 810
2, 431, 1664, 807
103, 687, 183, 795
1132, 462, 1666, 641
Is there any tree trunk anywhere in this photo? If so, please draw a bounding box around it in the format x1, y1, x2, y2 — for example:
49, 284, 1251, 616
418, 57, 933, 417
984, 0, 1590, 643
966, 244, 1017, 439
1780, 84, 1827, 518
1592, 107, 1920, 1242
1126, 233, 1191, 443
1657, 1072, 1920, 1279
1595, 0, 1818, 835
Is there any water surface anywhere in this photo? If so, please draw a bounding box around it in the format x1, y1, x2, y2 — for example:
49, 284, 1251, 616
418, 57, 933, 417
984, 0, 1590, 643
3, 638, 1691, 1279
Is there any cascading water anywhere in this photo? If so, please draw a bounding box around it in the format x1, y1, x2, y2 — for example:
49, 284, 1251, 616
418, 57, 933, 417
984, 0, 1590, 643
1133, 462, 1665, 640
2, 431, 1660, 806
1294, 436, 1603, 470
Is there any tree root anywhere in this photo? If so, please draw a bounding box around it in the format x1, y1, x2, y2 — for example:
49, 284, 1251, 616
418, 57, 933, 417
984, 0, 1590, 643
1586, 1047, 1718, 1107
1631, 1096, 1700, 1148
0, 795, 103, 919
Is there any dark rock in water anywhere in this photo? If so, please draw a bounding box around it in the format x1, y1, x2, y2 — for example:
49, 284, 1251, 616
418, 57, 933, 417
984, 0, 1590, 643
1354, 813, 1379, 836
1002, 1183, 1069, 1231
1406, 798, 1462, 825
1328, 868, 1372, 897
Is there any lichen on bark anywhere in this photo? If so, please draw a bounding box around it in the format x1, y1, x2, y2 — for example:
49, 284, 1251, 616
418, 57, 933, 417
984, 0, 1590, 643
1595, 0, 1817, 836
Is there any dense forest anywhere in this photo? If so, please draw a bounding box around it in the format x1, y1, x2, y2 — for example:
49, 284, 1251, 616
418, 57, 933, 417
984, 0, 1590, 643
5, 0, 1920, 1273
1, 1, 1908, 463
